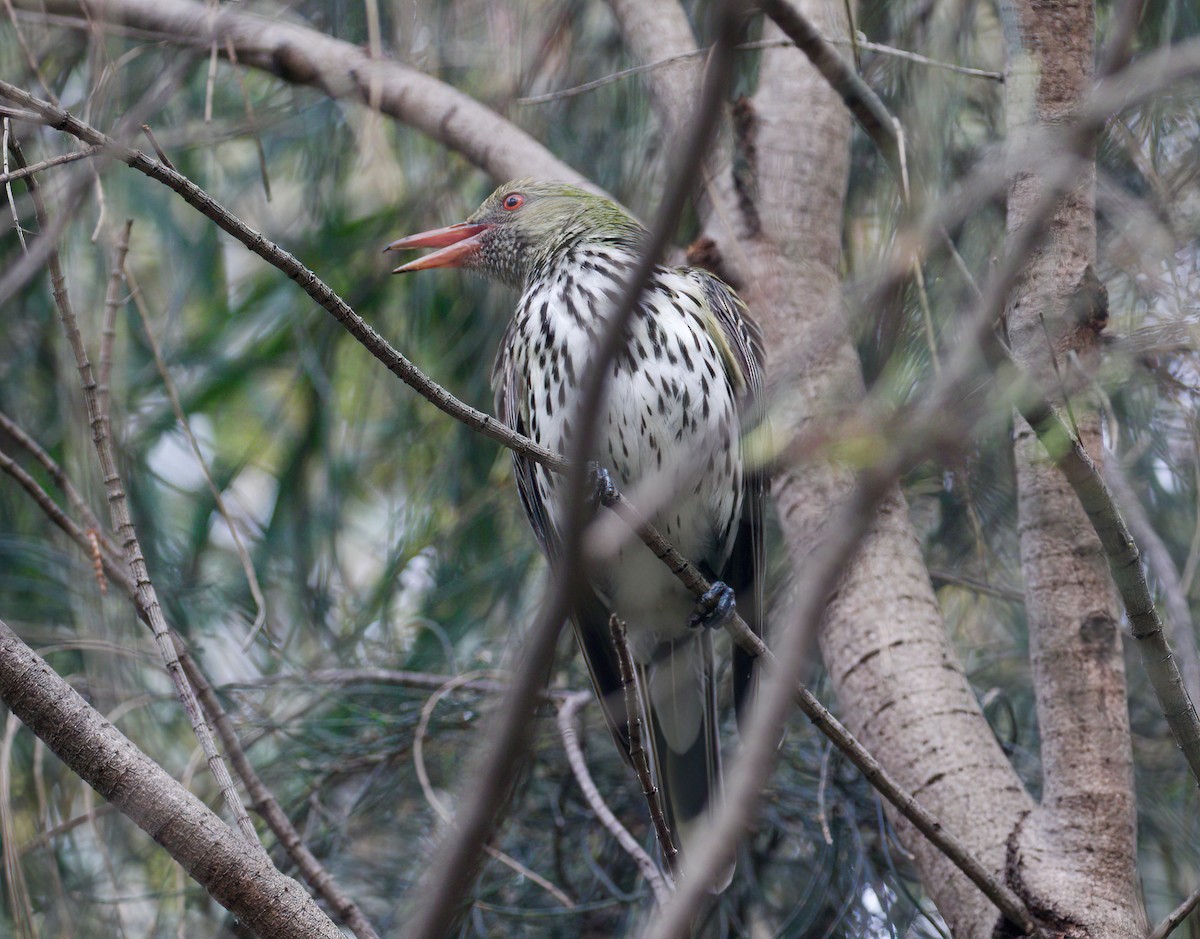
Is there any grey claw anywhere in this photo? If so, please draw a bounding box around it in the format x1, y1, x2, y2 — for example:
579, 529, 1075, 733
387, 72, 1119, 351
586, 461, 619, 508
688, 581, 736, 630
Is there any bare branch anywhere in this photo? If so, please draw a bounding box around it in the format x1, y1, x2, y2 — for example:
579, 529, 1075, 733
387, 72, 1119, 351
411, 673, 576, 910
0, 145, 99, 185
122, 260, 271, 647
15, 0, 595, 189
1150, 882, 1200, 939
96, 219, 131, 432
603, 0, 699, 132
0, 618, 344, 939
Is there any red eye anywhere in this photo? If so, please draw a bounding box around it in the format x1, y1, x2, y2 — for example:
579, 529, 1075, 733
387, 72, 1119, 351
502, 193, 524, 211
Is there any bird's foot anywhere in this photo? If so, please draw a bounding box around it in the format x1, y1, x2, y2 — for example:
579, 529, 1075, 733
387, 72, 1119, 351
585, 461, 620, 509
687, 581, 736, 630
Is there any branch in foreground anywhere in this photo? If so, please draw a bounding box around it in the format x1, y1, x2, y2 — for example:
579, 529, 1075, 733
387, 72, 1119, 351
609, 616, 677, 875
0, 618, 343, 939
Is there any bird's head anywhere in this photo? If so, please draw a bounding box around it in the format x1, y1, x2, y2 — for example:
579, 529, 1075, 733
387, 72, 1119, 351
385, 179, 645, 288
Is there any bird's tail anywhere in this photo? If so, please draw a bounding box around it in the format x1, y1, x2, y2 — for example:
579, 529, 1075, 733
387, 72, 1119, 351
640, 630, 733, 891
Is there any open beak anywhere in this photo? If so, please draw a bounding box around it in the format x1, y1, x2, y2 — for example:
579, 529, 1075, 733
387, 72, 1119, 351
383, 222, 491, 273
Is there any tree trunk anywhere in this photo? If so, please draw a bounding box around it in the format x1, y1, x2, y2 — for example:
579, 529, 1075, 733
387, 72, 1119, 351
1003, 0, 1147, 932
718, 2, 1034, 935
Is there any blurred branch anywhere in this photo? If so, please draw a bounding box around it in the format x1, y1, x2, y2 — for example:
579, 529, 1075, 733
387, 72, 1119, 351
603, 0, 699, 131
1103, 455, 1200, 704
0, 145, 99, 185
96, 219, 131, 433
226, 667, 572, 698
122, 259, 270, 648
6, 133, 263, 850
517, 38, 1000, 106
0, 618, 344, 939
556, 689, 672, 904
13, 0, 597, 190
1150, 882, 1200, 939
927, 567, 1026, 604
0, 409, 119, 563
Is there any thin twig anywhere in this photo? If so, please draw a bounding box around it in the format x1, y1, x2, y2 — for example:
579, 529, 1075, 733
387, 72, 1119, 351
0, 409, 118, 561
3, 119, 27, 252
516, 36, 1000, 104
556, 690, 672, 904
97, 219, 132, 434
1150, 881, 1200, 939
0, 146, 100, 185
609, 617, 677, 875
139, 123, 175, 170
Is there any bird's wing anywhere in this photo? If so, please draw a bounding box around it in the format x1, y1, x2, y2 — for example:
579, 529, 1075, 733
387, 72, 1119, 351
692, 270, 768, 715
493, 331, 633, 756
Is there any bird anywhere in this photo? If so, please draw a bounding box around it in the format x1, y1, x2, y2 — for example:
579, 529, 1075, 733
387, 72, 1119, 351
385, 179, 765, 882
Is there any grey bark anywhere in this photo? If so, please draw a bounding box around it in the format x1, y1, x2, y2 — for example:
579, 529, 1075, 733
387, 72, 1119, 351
0, 618, 343, 939
1003, 0, 1147, 931
15, 0, 595, 192
719, 5, 1034, 935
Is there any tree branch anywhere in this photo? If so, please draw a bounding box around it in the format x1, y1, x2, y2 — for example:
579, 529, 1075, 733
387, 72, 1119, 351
0, 618, 343, 939
16, 0, 595, 190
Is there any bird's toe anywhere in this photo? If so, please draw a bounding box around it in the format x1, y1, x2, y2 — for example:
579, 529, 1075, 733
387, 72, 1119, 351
687, 581, 736, 630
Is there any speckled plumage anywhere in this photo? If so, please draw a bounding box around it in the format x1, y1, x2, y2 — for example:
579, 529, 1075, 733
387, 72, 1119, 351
390, 180, 766, 877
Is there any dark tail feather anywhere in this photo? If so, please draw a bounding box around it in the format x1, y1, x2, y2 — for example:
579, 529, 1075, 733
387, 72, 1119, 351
641, 631, 733, 891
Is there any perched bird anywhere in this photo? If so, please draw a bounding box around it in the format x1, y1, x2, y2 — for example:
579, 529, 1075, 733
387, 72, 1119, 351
386, 180, 765, 879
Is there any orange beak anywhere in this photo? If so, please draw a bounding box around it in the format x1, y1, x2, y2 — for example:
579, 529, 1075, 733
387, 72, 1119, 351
383, 222, 491, 273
